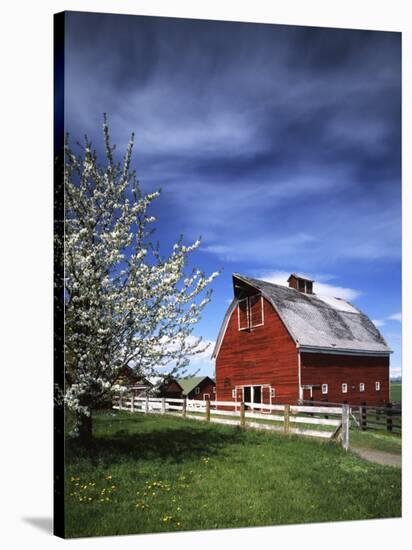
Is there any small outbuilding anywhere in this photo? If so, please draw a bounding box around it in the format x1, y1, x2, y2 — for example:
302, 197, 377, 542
213, 273, 392, 406
159, 376, 216, 401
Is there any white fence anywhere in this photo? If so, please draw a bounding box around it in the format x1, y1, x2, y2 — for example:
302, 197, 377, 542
112, 395, 350, 449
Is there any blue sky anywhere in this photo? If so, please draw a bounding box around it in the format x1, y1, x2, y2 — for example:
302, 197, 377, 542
64, 12, 402, 378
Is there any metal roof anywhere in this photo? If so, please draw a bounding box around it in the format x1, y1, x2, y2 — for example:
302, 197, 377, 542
212, 274, 392, 358
177, 376, 213, 396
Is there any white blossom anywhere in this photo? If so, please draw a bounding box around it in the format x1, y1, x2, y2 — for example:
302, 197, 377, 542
61, 117, 219, 434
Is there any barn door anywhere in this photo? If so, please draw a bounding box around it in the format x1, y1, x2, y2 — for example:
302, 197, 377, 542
234, 386, 243, 410
261, 385, 271, 412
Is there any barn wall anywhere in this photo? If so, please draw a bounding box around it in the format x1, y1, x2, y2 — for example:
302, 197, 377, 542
159, 380, 183, 398
188, 378, 216, 400
215, 298, 299, 404
301, 352, 390, 405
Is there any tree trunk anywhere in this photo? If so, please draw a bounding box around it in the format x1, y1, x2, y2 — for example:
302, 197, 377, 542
78, 411, 93, 445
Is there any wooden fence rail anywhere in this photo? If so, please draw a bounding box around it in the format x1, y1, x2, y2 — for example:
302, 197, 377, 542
112, 395, 350, 449
302, 400, 401, 435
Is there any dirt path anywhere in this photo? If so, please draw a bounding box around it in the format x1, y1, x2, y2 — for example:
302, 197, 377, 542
351, 447, 401, 468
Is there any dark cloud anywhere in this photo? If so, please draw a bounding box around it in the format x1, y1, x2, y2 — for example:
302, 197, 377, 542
63, 11, 401, 375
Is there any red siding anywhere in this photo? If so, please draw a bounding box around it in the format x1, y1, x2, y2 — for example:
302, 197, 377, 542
159, 380, 183, 398
216, 298, 299, 404
188, 378, 216, 400
301, 352, 390, 405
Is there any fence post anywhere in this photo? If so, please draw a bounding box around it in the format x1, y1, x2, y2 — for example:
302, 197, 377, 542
284, 404, 290, 434
386, 402, 393, 432
360, 402, 367, 431
145, 395, 149, 414
130, 394, 134, 413
342, 404, 350, 450
205, 399, 210, 422
182, 397, 187, 418
240, 401, 245, 429
161, 397, 166, 414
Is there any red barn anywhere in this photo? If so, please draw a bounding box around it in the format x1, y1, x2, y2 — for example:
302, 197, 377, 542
158, 376, 216, 401
213, 273, 392, 407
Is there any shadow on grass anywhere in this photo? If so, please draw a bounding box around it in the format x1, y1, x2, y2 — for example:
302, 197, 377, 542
66, 413, 245, 465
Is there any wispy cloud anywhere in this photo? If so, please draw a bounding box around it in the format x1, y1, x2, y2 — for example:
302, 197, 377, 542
387, 312, 402, 322
372, 319, 386, 327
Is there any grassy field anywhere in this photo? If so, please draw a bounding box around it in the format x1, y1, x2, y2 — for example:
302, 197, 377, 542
349, 429, 402, 455
390, 382, 402, 403
65, 411, 401, 538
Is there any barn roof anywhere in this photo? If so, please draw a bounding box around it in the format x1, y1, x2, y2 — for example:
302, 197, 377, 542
177, 376, 213, 396
212, 274, 392, 358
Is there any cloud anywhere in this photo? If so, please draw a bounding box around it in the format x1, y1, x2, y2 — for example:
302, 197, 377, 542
387, 312, 402, 322
259, 270, 361, 301
372, 319, 385, 327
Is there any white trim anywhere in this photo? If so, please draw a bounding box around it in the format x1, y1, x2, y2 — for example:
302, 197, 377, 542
298, 345, 392, 357
342, 383, 348, 394
203, 393, 210, 401
375, 381, 381, 391
237, 297, 249, 331
298, 351, 303, 401
321, 384, 328, 395
250, 295, 264, 328
359, 382, 365, 392
195, 387, 200, 395
231, 388, 236, 399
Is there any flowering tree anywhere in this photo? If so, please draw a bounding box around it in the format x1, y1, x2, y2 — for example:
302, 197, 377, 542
63, 116, 219, 442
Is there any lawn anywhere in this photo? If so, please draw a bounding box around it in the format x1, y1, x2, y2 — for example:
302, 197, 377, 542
65, 410, 401, 538
349, 429, 402, 455
390, 382, 402, 403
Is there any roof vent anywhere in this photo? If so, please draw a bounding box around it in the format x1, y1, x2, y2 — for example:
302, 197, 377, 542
287, 273, 314, 295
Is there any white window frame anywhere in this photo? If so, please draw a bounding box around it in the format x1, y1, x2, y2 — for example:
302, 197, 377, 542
359, 383, 365, 392
375, 381, 381, 391
321, 384, 328, 395
237, 297, 249, 331
232, 389, 236, 399
212, 387, 216, 394
203, 393, 210, 401
249, 295, 264, 328
341, 383, 348, 394
270, 387, 275, 398
195, 387, 200, 395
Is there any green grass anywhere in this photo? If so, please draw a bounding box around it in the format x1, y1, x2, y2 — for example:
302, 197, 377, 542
390, 382, 402, 403
65, 411, 401, 538
349, 429, 402, 455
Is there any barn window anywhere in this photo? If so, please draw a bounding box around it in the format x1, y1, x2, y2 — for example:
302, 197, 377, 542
232, 389, 236, 399
212, 387, 216, 394
238, 298, 249, 330
270, 387, 275, 398
195, 387, 200, 395
359, 383, 365, 392
249, 295, 264, 327
238, 295, 264, 330
341, 383, 348, 393
375, 381, 381, 391
321, 384, 328, 395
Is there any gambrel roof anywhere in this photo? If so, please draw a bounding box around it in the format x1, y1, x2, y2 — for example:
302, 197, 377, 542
212, 273, 392, 359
